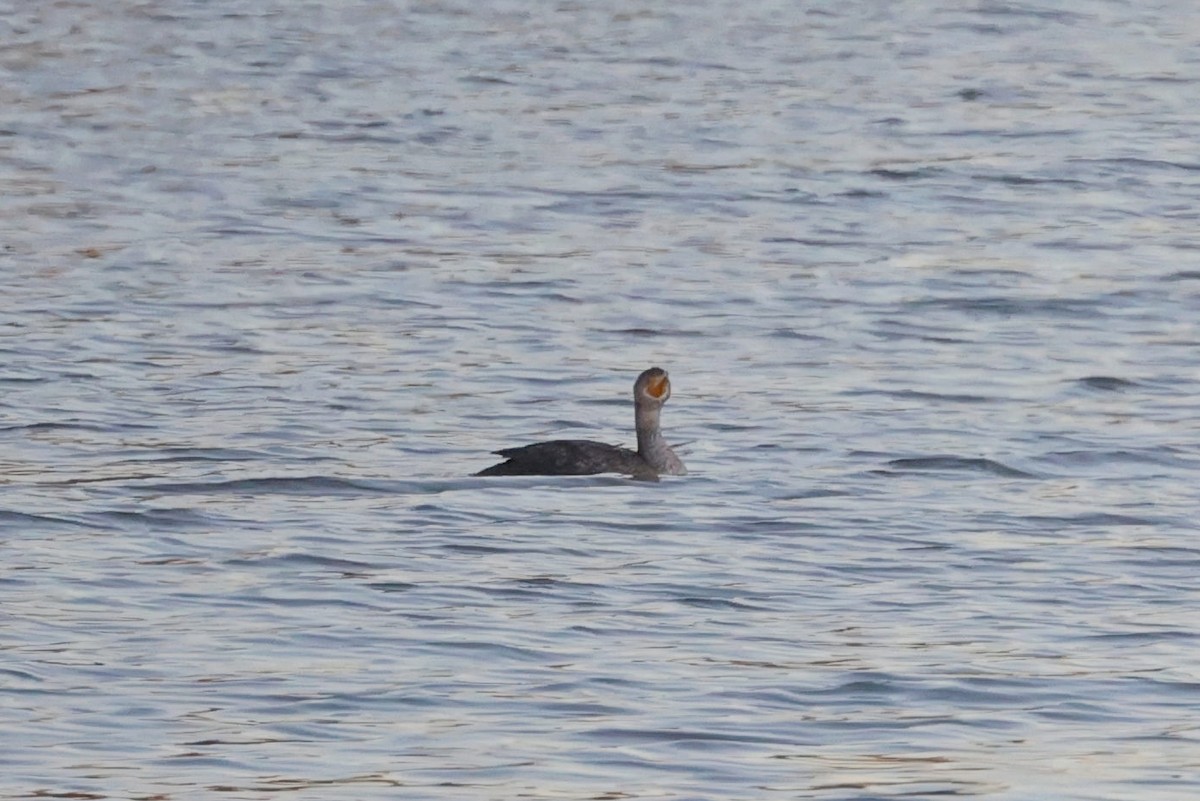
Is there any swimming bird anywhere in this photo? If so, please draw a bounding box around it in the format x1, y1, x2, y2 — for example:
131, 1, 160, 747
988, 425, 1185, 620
476, 367, 686, 479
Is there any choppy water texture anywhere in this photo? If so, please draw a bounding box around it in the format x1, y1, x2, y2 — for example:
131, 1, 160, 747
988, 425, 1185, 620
3, 1, 1200, 799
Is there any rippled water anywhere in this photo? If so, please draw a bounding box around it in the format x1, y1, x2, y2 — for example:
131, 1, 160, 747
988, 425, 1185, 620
4, 1, 1200, 799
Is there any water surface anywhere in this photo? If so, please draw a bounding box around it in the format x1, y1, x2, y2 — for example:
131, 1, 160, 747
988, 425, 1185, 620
3, 1, 1200, 799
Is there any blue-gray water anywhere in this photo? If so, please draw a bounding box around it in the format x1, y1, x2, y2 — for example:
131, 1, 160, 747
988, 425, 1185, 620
3, 1, 1199, 799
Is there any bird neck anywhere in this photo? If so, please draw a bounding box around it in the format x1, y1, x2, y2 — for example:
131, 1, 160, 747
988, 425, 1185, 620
635, 404, 675, 469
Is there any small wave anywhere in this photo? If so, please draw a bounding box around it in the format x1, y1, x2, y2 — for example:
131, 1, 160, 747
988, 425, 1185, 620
869, 167, 943, 181
848, 388, 996, 404
763, 236, 860, 246
1037, 448, 1191, 469
882, 456, 1037, 478
1072, 375, 1140, 392
605, 326, 707, 338
117, 446, 301, 464
0, 420, 120, 433
1023, 512, 1163, 528
1086, 156, 1200, 172
83, 507, 219, 530
365, 581, 418, 594
1161, 270, 1200, 281
972, 172, 1086, 187
135, 476, 392, 495
0, 510, 85, 530
585, 726, 794, 746
1078, 629, 1196, 643
224, 552, 374, 571
907, 295, 1102, 319
771, 328, 832, 342
677, 596, 770, 611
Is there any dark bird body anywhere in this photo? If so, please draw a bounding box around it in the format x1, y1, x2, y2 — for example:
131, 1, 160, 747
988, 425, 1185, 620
476, 367, 686, 479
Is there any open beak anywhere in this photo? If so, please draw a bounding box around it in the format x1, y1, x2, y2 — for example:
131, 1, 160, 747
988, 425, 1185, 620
646, 373, 669, 399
